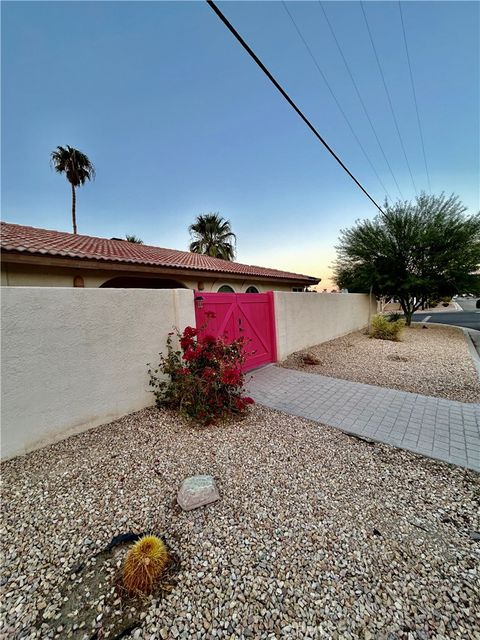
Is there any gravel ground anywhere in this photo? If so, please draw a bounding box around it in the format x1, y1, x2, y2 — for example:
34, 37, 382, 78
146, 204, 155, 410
1, 406, 479, 640
281, 325, 480, 403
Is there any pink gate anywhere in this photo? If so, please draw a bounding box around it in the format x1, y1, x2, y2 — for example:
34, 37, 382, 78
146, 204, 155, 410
194, 291, 277, 371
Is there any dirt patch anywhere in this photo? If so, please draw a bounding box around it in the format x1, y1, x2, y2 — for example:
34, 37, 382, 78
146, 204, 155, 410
281, 325, 480, 403
36, 533, 179, 639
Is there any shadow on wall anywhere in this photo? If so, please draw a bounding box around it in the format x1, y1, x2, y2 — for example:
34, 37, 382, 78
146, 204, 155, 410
100, 277, 187, 289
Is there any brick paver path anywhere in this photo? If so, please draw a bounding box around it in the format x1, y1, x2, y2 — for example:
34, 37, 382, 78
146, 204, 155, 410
246, 366, 480, 472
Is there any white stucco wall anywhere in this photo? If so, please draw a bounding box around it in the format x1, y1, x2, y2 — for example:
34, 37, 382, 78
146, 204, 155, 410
1, 288, 195, 460
274, 292, 376, 360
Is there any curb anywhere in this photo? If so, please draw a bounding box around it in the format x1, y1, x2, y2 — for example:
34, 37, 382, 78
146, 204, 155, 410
463, 329, 480, 380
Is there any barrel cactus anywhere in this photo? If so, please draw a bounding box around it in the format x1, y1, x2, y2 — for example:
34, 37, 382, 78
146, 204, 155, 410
122, 535, 168, 594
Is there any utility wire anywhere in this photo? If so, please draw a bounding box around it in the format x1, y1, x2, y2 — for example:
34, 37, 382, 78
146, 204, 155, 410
360, 1, 418, 196
206, 0, 385, 214
282, 1, 392, 201
318, 1, 404, 200
398, 1, 431, 192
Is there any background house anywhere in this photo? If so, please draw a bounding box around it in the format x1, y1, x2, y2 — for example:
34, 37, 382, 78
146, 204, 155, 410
0, 222, 320, 292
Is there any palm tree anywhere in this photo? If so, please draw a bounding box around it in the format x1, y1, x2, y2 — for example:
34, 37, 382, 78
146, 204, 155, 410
51, 145, 95, 234
189, 213, 236, 261
125, 234, 144, 244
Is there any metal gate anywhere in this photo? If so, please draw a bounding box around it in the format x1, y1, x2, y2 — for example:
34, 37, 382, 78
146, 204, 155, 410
194, 291, 277, 371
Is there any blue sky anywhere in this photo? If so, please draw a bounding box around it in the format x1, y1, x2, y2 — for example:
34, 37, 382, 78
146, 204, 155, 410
2, 1, 479, 286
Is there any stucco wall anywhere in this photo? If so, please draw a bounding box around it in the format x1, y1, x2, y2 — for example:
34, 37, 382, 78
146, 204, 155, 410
274, 292, 376, 360
1, 287, 195, 460
1, 262, 296, 292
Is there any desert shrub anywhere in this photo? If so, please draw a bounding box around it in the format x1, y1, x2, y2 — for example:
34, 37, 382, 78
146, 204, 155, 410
386, 312, 403, 323
123, 535, 168, 594
440, 296, 451, 304
147, 324, 254, 425
370, 314, 404, 341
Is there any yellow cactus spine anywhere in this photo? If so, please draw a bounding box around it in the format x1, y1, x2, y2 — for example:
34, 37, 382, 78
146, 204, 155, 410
122, 535, 168, 594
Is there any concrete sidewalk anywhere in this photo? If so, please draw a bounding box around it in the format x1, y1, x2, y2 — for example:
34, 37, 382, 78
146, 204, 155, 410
246, 366, 480, 472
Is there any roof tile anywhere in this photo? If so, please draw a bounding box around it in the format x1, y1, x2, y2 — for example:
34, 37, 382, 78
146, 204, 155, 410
0, 222, 319, 284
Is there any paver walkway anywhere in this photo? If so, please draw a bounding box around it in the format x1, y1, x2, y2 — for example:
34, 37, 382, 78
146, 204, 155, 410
246, 366, 480, 472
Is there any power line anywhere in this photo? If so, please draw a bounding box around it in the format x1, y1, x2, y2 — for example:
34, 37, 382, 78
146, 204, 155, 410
206, 0, 385, 214
318, 1, 404, 200
282, 1, 393, 201
360, 1, 418, 196
398, 1, 431, 192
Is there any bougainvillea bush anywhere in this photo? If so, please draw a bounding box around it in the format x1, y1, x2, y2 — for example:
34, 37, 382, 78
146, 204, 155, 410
148, 323, 254, 425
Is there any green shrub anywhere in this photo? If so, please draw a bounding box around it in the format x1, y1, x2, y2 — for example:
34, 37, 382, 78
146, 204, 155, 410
147, 324, 254, 425
386, 312, 403, 323
370, 314, 404, 341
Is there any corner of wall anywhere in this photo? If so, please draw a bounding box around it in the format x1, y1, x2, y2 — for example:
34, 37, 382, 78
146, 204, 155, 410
272, 291, 286, 361
173, 288, 195, 331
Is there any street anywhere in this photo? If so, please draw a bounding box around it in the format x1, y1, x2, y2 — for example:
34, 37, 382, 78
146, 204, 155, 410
413, 298, 480, 331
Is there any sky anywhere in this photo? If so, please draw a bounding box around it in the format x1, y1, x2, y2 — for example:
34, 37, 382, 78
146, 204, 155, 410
2, 1, 479, 288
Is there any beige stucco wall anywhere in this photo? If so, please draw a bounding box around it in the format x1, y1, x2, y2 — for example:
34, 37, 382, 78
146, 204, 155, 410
0, 262, 193, 288
1, 287, 373, 460
1, 287, 195, 460
274, 292, 376, 360
0, 262, 296, 292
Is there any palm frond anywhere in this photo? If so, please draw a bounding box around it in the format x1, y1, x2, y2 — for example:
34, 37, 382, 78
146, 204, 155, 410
50, 145, 95, 186
125, 234, 144, 244
188, 212, 236, 260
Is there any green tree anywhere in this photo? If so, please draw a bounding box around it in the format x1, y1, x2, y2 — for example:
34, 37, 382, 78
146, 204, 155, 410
51, 145, 95, 234
125, 234, 144, 244
334, 193, 480, 325
189, 213, 236, 261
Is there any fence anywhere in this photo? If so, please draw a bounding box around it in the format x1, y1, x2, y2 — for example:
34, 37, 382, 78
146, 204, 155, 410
273, 291, 375, 360
1, 288, 195, 459
1, 288, 373, 459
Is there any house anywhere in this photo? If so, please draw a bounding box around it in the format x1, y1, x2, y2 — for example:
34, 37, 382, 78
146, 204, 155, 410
0, 222, 320, 292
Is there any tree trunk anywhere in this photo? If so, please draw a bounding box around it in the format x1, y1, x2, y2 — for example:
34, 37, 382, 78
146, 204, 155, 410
399, 298, 413, 326
71, 183, 77, 234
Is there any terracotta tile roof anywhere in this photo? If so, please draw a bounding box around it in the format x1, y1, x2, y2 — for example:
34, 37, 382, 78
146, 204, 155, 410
0, 222, 319, 284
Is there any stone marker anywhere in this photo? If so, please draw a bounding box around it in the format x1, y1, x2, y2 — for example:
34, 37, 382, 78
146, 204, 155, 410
177, 475, 220, 511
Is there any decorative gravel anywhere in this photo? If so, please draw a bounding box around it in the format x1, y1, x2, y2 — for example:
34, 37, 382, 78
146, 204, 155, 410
281, 325, 480, 403
1, 406, 479, 639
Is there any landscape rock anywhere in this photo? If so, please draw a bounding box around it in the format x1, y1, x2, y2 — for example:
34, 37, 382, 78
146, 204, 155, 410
177, 475, 220, 511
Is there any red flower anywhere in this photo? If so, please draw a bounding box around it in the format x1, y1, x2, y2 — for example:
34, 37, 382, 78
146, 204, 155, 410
183, 326, 198, 339
221, 366, 241, 386
180, 336, 193, 350
202, 367, 216, 380
183, 345, 202, 361
243, 396, 255, 405
235, 397, 247, 411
